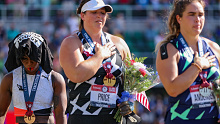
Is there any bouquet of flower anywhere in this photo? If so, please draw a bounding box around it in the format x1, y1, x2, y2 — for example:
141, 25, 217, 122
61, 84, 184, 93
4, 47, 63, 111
211, 79, 220, 120
114, 55, 161, 122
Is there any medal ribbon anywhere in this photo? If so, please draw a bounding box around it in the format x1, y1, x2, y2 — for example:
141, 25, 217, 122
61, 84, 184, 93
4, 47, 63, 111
103, 60, 114, 79
81, 28, 114, 80
178, 33, 194, 59
178, 33, 208, 86
22, 66, 42, 116
197, 38, 210, 88
81, 28, 107, 55
199, 71, 209, 88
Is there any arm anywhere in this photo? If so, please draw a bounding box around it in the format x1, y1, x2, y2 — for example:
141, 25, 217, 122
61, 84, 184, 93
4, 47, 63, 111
0, 73, 12, 124
51, 71, 67, 124
59, 35, 116, 83
156, 43, 213, 97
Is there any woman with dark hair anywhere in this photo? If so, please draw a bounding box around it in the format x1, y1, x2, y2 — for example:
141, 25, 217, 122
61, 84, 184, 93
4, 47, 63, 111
0, 32, 67, 124
59, 0, 139, 123
156, 0, 220, 123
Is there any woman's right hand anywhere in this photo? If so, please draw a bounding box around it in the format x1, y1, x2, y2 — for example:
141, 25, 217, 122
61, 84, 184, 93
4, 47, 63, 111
194, 51, 216, 69
95, 42, 116, 59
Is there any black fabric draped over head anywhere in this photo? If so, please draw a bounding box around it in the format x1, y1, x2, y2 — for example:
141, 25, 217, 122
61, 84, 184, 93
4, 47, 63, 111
5, 32, 54, 74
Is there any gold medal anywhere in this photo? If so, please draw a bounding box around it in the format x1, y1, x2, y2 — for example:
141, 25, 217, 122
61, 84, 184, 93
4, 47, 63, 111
24, 113, 35, 124
103, 75, 116, 86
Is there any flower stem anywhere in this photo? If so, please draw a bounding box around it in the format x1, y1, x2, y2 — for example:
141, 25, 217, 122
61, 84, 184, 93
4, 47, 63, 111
114, 109, 122, 122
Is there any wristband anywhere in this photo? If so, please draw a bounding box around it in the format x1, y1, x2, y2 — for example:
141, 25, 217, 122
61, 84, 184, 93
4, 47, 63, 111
192, 63, 202, 72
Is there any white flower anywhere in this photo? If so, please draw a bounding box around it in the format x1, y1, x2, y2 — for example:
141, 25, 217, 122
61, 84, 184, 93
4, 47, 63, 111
132, 70, 137, 73
133, 62, 146, 71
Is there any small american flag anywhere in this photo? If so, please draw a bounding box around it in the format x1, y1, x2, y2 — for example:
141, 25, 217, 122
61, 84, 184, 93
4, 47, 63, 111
136, 91, 150, 111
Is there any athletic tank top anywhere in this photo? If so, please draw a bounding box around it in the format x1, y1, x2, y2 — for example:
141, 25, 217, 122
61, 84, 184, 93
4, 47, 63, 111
12, 66, 53, 116
165, 34, 220, 121
66, 32, 123, 115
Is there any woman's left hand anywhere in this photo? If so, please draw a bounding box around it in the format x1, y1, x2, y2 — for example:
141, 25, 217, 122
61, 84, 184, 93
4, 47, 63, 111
95, 42, 116, 59
194, 52, 216, 69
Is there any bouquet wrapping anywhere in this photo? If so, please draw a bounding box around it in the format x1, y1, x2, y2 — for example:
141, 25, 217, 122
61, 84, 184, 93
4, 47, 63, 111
114, 55, 160, 122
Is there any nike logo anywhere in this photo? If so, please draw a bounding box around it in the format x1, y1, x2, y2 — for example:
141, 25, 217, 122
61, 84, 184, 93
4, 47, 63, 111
42, 75, 49, 80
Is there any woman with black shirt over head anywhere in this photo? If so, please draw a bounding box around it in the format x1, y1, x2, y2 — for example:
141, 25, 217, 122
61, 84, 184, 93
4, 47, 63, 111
0, 32, 67, 124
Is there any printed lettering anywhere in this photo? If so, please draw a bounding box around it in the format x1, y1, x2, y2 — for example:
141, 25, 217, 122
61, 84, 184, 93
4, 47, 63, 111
98, 93, 110, 102
95, 103, 108, 108
14, 32, 43, 48
199, 104, 211, 108
194, 94, 214, 101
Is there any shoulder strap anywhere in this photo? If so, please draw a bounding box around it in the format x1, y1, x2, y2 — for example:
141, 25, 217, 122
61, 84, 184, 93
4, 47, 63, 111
104, 32, 121, 56
103, 32, 110, 43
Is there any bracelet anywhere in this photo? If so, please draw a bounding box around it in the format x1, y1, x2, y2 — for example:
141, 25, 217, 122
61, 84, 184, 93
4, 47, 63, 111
191, 63, 202, 72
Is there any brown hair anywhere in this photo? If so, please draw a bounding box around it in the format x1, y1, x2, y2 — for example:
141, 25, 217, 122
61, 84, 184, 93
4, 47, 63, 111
155, 0, 205, 52
76, 0, 91, 31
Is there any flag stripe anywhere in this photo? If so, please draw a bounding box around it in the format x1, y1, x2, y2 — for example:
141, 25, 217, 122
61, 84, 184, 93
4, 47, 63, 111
136, 91, 150, 111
